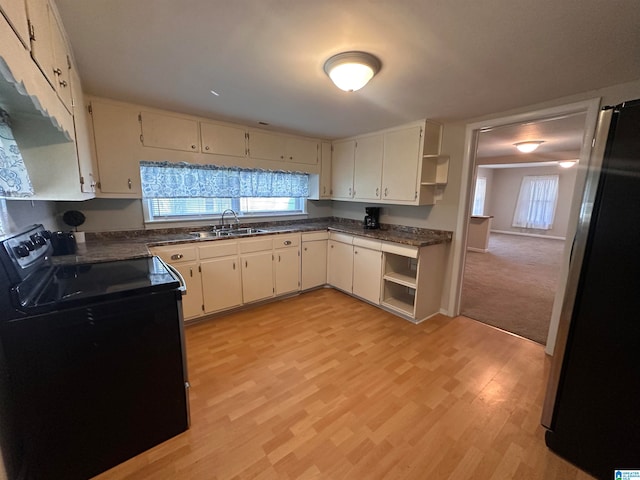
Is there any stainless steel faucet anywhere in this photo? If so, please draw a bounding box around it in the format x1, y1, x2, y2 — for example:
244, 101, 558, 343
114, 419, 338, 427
220, 209, 239, 229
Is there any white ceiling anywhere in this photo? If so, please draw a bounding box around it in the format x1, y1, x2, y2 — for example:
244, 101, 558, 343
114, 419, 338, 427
56, 0, 640, 143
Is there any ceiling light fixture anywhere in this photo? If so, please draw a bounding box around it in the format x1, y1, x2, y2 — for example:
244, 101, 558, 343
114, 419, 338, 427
323, 51, 381, 92
514, 141, 544, 153
558, 160, 578, 168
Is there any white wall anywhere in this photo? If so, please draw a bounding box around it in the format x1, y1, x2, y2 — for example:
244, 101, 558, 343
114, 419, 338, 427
474, 167, 494, 215
3, 199, 58, 233
487, 165, 578, 238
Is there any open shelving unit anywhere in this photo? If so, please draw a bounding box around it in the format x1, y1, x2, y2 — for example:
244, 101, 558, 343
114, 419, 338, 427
418, 154, 450, 204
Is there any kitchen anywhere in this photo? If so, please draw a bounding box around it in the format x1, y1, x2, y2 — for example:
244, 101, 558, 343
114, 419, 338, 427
1, 0, 640, 479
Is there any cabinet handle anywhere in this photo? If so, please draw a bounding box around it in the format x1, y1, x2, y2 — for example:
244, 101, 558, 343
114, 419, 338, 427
284, 240, 292, 246
278, 255, 281, 262
233, 262, 236, 270
384, 187, 388, 197
354, 250, 358, 255
127, 178, 132, 189
205, 145, 210, 150
376, 187, 379, 197
59, 80, 68, 87
348, 187, 352, 197
189, 268, 193, 277
171, 253, 183, 260
289, 156, 293, 160
191, 144, 196, 150
53, 67, 62, 76
323, 186, 326, 195
245, 260, 248, 268
304, 247, 307, 251
280, 155, 284, 159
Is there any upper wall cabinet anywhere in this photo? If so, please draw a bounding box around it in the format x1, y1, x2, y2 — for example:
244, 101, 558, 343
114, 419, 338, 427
25, 0, 72, 113
248, 129, 318, 165
332, 120, 446, 206
319, 142, 332, 199
0, 0, 30, 48
139, 111, 199, 153
200, 121, 246, 157
89, 99, 142, 196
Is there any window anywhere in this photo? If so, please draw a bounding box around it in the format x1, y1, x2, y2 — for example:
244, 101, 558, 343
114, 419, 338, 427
472, 177, 487, 216
140, 162, 308, 221
512, 175, 559, 230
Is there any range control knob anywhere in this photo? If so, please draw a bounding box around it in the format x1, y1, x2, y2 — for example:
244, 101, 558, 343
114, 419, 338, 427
23, 240, 35, 251
41, 230, 52, 239
30, 234, 46, 248
13, 244, 30, 258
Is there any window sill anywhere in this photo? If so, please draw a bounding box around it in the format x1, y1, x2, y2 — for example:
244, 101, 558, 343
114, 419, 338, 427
143, 211, 309, 229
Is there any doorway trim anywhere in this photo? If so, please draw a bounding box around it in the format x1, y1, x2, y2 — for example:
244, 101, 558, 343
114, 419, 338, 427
447, 98, 601, 354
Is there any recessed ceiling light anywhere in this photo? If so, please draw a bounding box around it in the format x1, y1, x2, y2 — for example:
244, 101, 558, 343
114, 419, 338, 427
210, 90, 220, 96
514, 141, 544, 153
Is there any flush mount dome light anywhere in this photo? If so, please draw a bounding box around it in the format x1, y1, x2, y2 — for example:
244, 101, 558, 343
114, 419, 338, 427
323, 51, 381, 92
514, 141, 544, 153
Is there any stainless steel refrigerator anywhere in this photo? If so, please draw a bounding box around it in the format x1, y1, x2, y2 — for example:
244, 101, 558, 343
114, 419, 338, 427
542, 99, 640, 479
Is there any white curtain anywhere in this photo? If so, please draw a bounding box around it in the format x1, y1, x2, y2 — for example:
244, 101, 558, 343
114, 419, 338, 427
472, 177, 487, 215
512, 175, 559, 230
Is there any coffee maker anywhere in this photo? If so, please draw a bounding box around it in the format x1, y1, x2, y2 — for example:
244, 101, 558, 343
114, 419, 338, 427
364, 207, 380, 229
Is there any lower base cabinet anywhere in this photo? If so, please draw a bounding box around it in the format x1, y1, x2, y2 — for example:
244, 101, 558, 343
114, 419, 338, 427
201, 257, 242, 313
275, 246, 300, 295
241, 250, 275, 303
352, 242, 382, 304
327, 236, 354, 293
301, 231, 328, 290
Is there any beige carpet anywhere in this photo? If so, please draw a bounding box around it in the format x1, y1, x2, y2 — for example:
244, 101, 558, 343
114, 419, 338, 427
461, 233, 565, 345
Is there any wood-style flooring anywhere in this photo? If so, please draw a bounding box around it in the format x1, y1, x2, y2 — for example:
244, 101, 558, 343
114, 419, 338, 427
94, 288, 594, 479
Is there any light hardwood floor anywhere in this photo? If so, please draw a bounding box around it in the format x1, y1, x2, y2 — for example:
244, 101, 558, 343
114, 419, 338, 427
94, 288, 594, 480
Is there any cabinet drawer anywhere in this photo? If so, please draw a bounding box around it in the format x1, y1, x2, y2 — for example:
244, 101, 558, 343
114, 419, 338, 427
199, 239, 238, 259
273, 233, 300, 249
239, 237, 273, 254
302, 231, 329, 241
353, 236, 382, 251
381, 241, 418, 258
328, 232, 353, 244
151, 245, 197, 263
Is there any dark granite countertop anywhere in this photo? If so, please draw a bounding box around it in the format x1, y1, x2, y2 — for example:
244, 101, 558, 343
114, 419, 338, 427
51, 218, 452, 265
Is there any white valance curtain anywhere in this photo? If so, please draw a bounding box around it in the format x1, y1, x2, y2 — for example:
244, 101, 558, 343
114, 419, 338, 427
0, 109, 33, 197
512, 174, 559, 230
140, 161, 309, 198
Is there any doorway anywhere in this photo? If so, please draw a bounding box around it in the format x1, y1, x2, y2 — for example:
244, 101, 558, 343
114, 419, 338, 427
448, 99, 601, 354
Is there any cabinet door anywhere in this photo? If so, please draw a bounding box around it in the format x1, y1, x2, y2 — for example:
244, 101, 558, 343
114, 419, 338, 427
319, 142, 332, 199
353, 134, 383, 200
25, 0, 54, 86
69, 68, 95, 193
382, 126, 421, 201
174, 261, 204, 320
49, 15, 72, 112
1, 0, 30, 48
301, 240, 327, 290
327, 240, 353, 293
200, 121, 246, 157
201, 257, 242, 314
285, 137, 318, 165
331, 140, 355, 199
241, 251, 274, 303
353, 247, 382, 304
140, 111, 199, 152
275, 247, 300, 295
90, 100, 142, 195
248, 130, 285, 161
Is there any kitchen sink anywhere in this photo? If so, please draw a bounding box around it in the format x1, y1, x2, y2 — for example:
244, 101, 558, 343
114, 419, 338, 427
190, 228, 269, 238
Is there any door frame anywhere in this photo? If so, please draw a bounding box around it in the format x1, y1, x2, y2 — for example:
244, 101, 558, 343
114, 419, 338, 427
447, 98, 601, 354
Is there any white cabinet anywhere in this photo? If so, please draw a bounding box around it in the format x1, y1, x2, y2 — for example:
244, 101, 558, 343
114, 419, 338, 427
200, 240, 242, 314
200, 121, 246, 157
381, 126, 421, 202
380, 241, 446, 323
1, 0, 30, 48
248, 130, 318, 165
69, 67, 96, 193
139, 110, 199, 152
352, 238, 382, 304
327, 233, 353, 293
89, 99, 142, 196
353, 134, 383, 200
150, 244, 203, 320
319, 142, 332, 199
273, 233, 300, 296
331, 140, 355, 199
301, 231, 328, 290
239, 237, 274, 304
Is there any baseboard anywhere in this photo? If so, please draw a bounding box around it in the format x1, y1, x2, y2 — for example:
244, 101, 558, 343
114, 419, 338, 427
467, 246, 489, 253
491, 229, 566, 241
